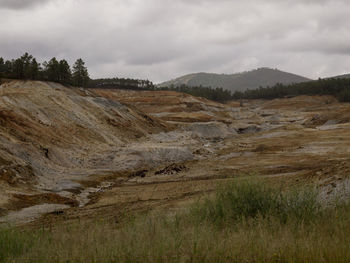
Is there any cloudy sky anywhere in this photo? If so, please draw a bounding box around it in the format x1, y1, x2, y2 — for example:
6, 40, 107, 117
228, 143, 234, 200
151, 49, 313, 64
1, 0, 350, 82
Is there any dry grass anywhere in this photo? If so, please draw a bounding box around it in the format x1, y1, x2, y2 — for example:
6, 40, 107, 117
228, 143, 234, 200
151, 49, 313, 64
2, 180, 350, 263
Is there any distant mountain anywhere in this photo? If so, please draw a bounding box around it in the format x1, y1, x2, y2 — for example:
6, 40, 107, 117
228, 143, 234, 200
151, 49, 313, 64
327, 73, 350, 79
158, 68, 311, 92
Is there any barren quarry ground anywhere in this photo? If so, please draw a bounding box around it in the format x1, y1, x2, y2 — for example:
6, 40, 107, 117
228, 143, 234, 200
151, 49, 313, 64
1, 81, 350, 225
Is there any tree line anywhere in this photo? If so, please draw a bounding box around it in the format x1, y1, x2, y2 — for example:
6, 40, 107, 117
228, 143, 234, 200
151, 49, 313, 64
0, 53, 90, 87
88, 80, 233, 102
159, 78, 350, 102
159, 84, 233, 102
88, 78, 155, 90
2, 53, 350, 103
231, 78, 350, 102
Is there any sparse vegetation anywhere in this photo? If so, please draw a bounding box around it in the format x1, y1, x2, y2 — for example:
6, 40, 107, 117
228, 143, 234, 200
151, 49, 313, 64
2, 180, 350, 263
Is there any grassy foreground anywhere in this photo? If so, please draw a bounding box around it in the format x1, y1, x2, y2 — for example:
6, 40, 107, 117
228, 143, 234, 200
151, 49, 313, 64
1, 180, 350, 263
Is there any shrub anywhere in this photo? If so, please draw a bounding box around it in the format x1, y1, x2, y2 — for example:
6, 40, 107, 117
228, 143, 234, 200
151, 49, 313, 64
191, 180, 320, 225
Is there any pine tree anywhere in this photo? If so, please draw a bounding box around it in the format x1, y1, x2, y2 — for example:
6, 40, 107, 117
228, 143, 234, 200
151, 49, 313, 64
58, 59, 72, 84
44, 57, 60, 82
12, 58, 24, 79
3, 60, 12, 77
72, 58, 89, 87
21, 52, 33, 79
29, 58, 39, 80
0, 57, 4, 78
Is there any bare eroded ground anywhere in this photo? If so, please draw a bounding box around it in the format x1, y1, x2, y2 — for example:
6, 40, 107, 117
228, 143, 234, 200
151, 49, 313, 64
1, 81, 350, 225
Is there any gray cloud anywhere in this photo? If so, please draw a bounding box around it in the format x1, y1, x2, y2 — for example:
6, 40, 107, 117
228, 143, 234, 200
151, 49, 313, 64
0, 0, 350, 82
0, 0, 51, 9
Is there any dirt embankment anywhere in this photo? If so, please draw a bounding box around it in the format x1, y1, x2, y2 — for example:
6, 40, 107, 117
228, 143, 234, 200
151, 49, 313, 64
0, 81, 175, 216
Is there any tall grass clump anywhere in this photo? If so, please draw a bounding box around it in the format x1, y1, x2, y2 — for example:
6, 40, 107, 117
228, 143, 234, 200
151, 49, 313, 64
192, 180, 321, 225
0, 227, 34, 262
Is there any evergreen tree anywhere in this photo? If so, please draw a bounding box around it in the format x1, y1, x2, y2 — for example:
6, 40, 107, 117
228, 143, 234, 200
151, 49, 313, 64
72, 58, 89, 87
29, 58, 39, 80
12, 58, 24, 79
0, 57, 4, 78
58, 59, 72, 84
3, 60, 12, 77
21, 52, 33, 79
44, 57, 60, 82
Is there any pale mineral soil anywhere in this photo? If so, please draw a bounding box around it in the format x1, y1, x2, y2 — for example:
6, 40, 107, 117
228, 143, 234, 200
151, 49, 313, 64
1, 81, 350, 225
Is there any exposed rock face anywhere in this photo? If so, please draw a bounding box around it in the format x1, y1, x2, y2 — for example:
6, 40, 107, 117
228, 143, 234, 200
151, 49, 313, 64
0, 81, 169, 192
185, 122, 236, 139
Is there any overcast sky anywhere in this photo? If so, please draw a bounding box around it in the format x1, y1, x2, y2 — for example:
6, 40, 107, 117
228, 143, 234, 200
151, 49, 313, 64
1, 0, 350, 82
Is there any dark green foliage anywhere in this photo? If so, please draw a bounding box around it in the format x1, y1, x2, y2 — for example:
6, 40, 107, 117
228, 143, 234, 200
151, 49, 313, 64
88, 77, 155, 90
192, 180, 320, 225
12, 58, 25, 79
3, 60, 13, 77
58, 59, 72, 84
43, 57, 60, 82
0, 228, 34, 262
160, 84, 233, 102
29, 58, 39, 80
0, 53, 87, 87
0, 57, 4, 78
72, 58, 89, 87
232, 78, 350, 102
337, 88, 350, 102
89, 80, 232, 102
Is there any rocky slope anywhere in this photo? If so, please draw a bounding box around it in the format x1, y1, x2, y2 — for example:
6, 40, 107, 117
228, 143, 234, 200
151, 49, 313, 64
0, 81, 174, 215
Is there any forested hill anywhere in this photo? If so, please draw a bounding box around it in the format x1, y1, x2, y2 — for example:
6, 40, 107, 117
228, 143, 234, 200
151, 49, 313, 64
328, 73, 350, 79
232, 77, 350, 102
158, 68, 311, 92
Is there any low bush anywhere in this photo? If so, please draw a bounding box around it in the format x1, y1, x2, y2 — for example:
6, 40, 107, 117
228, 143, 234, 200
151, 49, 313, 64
191, 180, 320, 225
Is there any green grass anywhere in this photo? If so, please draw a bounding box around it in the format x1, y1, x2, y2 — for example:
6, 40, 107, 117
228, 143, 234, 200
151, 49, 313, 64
191, 180, 321, 225
1, 180, 350, 262
0, 227, 36, 262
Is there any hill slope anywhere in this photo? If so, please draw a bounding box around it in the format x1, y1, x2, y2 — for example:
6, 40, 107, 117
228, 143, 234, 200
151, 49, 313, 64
327, 73, 350, 79
158, 68, 311, 92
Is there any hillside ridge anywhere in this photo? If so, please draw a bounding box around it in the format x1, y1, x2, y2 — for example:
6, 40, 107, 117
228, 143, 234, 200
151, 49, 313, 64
158, 67, 311, 92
